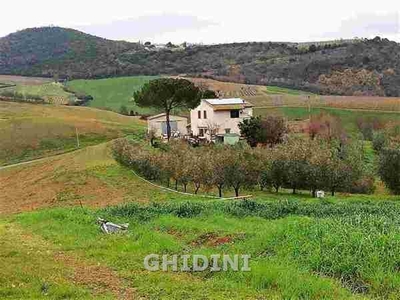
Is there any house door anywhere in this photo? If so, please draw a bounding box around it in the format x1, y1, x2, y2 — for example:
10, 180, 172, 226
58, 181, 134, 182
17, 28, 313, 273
161, 121, 177, 135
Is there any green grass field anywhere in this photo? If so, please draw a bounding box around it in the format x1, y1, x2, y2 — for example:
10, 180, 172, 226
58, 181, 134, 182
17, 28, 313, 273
67, 76, 160, 113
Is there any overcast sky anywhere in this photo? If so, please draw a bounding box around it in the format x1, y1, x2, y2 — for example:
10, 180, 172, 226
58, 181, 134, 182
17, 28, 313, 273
1, 0, 399, 43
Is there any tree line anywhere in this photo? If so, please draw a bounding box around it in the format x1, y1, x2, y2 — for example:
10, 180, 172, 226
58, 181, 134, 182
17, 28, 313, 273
112, 137, 374, 198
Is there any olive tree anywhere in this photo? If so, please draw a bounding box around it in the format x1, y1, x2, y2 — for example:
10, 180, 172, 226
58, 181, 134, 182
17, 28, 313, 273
224, 148, 256, 197
284, 139, 310, 194
209, 147, 232, 197
189, 147, 213, 194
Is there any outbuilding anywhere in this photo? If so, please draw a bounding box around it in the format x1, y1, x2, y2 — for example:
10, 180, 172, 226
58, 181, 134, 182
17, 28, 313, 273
147, 113, 188, 138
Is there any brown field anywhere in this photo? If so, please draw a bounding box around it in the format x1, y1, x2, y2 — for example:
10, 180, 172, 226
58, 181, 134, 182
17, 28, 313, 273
0, 141, 176, 215
0, 143, 120, 215
250, 94, 400, 112
0, 74, 52, 85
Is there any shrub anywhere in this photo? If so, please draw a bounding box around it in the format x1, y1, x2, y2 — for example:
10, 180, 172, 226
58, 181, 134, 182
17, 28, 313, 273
372, 131, 387, 152
356, 117, 385, 141
239, 115, 287, 147
378, 148, 400, 194
349, 176, 376, 194
120, 105, 129, 115
172, 202, 204, 218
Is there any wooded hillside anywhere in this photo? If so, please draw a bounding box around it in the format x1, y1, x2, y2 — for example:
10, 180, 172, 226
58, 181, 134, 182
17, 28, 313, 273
1, 27, 399, 96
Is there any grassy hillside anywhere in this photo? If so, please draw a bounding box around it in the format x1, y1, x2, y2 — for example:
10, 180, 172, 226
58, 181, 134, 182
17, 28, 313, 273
0, 101, 145, 166
0, 133, 399, 298
3, 145, 400, 298
67, 76, 159, 113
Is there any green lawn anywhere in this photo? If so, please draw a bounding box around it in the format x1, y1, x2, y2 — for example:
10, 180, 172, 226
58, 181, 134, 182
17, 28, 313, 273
67, 76, 160, 114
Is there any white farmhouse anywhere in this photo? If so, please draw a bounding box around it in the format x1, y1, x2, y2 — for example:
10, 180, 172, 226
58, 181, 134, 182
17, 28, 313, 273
189, 98, 253, 141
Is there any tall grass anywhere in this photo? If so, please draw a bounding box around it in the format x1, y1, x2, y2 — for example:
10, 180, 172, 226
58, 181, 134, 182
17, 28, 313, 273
101, 199, 400, 297
104, 198, 400, 221
16, 198, 400, 298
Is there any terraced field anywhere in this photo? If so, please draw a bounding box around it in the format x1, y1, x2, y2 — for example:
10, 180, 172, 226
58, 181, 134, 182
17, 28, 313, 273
0, 76, 77, 104
15, 82, 77, 104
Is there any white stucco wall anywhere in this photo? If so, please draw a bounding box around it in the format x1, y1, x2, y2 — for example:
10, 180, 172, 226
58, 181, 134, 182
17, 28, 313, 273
148, 115, 188, 137
189, 101, 216, 136
190, 100, 253, 138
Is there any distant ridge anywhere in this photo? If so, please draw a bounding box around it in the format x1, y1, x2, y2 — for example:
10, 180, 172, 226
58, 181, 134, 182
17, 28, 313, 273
0, 27, 138, 78
0, 27, 399, 96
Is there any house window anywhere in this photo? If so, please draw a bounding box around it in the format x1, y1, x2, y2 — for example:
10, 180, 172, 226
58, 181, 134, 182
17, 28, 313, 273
225, 128, 231, 134
198, 111, 201, 119
203, 110, 207, 119
199, 128, 205, 137
230, 110, 240, 118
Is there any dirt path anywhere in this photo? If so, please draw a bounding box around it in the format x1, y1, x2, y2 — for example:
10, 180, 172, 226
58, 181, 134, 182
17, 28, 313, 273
0, 222, 138, 299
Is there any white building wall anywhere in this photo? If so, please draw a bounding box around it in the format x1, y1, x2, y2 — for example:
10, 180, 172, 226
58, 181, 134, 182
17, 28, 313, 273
190, 101, 215, 136
148, 115, 188, 137
213, 107, 253, 135
190, 100, 253, 138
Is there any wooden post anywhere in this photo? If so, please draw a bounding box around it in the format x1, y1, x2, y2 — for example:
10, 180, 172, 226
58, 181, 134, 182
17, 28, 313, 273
75, 127, 80, 148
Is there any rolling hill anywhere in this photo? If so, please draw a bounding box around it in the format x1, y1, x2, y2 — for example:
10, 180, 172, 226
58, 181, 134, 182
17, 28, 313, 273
0, 27, 139, 78
0, 101, 145, 166
1, 27, 400, 96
